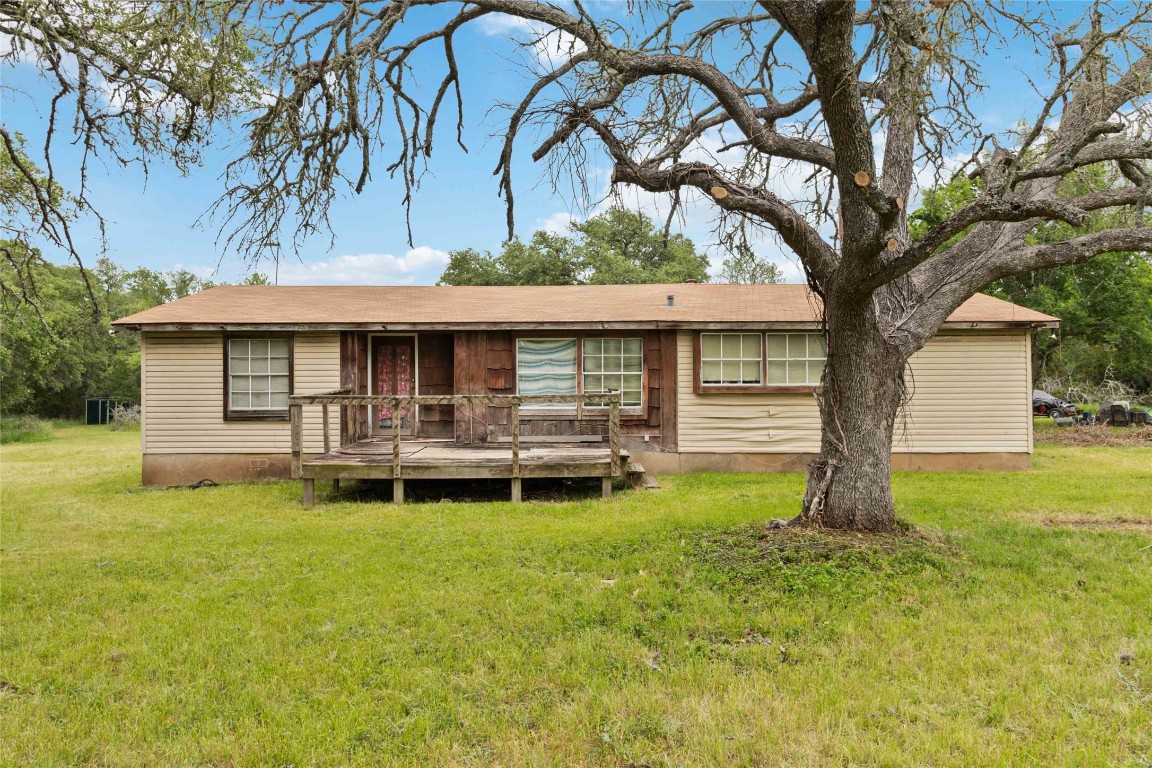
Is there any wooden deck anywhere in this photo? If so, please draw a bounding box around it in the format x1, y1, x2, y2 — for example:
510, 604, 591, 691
301, 438, 627, 504
289, 391, 628, 505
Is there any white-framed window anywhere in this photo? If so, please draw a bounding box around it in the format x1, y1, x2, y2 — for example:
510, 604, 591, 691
583, 337, 644, 408
765, 333, 826, 385
516, 338, 578, 408
228, 338, 291, 413
700, 333, 763, 386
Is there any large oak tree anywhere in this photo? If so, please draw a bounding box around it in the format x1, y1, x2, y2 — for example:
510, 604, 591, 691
6, 0, 1151, 531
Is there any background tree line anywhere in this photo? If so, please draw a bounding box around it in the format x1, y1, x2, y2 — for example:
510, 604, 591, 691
0, 245, 268, 417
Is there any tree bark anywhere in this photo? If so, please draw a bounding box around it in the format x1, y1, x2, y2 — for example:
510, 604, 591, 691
803, 294, 907, 532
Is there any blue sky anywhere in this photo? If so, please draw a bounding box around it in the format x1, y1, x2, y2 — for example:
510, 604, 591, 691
2, 2, 1083, 286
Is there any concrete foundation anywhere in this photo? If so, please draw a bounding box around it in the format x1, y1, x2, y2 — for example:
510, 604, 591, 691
634, 450, 1031, 474
142, 453, 302, 486
141, 449, 1031, 486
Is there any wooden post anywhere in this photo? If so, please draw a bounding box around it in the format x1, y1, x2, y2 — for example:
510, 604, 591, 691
303, 478, 315, 506
510, 401, 521, 502
392, 397, 402, 504
608, 394, 621, 478
602, 476, 613, 498
289, 403, 303, 480
322, 404, 331, 454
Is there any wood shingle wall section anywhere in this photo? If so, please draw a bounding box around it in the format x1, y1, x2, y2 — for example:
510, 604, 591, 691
453, 331, 489, 443
141, 332, 340, 454
417, 333, 455, 437
486, 332, 515, 394
675, 330, 1033, 455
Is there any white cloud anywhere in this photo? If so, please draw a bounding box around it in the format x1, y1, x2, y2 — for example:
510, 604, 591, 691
476, 13, 585, 71
534, 211, 577, 234
275, 246, 450, 286
476, 14, 538, 36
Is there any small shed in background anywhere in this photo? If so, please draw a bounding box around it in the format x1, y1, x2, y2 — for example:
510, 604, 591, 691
85, 398, 130, 425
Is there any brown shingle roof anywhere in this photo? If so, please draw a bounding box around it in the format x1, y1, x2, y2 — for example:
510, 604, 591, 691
112, 284, 1059, 329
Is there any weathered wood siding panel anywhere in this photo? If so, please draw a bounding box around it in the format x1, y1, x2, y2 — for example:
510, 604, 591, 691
418, 333, 455, 437
454, 331, 489, 442
659, 329, 678, 451
141, 332, 340, 454
676, 330, 1031, 454
338, 331, 371, 442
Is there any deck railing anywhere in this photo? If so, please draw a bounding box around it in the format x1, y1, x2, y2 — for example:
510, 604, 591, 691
287, 391, 623, 489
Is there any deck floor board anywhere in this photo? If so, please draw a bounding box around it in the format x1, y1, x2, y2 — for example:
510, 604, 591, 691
301, 438, 626, 481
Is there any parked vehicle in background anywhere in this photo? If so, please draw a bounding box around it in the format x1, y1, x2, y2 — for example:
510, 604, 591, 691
1032, 390, 1080, 418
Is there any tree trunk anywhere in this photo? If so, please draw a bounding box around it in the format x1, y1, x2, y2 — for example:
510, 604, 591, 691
802, 296, 908, 532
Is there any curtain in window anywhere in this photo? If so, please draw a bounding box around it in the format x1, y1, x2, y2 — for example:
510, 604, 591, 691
517, 339, 578, 401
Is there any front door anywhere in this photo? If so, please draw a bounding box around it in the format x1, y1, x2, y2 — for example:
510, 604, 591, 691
373, 337, 416, 435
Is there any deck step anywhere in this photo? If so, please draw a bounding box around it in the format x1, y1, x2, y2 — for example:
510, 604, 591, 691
625, 461, 661, 490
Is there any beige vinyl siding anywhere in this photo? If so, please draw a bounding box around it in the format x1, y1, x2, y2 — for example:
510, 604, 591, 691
141, 332, 340, 454
894, 332, 1031, 453
677, 330, 1032, 454
677, 332, 821, 453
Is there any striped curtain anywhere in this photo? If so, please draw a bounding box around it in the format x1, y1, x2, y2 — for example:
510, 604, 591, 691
517, 339, 578, 399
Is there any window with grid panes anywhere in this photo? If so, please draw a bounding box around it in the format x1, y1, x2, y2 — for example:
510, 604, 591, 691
765, 333, 826, 385
228, 338, 291, 412
699, 333, 762, 385
582, 338, 643, 407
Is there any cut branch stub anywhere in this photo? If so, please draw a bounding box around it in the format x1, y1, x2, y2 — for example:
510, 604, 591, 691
710, 186, 729, 200
895, 196, 905, 211
853, 171, 871, 187
886, 238, 899, 252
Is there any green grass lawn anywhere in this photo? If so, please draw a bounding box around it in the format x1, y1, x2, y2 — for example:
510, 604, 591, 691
2, 426, 1150, 766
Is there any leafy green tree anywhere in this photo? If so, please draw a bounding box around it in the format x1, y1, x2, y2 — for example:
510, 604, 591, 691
439, 209, 708, 286
719, 245, 784, 284
1, 250, 225, 417
912, 170, 1152, 394
2, 249, 110, 416
573, 209, 709, 284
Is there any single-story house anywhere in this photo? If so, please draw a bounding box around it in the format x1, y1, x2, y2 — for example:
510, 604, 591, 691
112, 283, 1058, 487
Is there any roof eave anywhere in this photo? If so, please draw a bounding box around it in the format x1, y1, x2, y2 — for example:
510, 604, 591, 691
114, 318, 1060, 332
